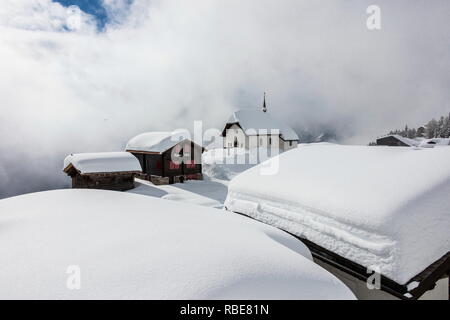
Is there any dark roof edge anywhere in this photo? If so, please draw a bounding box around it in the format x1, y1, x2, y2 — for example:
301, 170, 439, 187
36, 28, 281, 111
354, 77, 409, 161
294, 236, 449, 300
227, 209, 449, 300
221, 122, 299, 141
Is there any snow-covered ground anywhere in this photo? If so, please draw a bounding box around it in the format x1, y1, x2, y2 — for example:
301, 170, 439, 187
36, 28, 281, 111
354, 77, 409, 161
127, 148, 264, 208
130, 178, 228, 208
202, 148, 262, 180
5, 144, 448, 299
0, 189, 355, 299
225, 144, 450, 284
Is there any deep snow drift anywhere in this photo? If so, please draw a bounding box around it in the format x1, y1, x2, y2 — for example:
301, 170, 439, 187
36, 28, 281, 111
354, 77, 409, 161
202, 148, 268, 180
225, 144, 450, 284
0, 189, 354, 299
130, 178, 227, 208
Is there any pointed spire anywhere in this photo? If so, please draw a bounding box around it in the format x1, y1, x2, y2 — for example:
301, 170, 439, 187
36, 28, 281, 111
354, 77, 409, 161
262, 92, 267, 113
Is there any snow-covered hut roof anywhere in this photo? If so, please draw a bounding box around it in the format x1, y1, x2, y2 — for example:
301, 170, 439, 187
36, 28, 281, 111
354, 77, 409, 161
378, 135, 450, 148
223, 109, 299, 141
390, 134, 420, 147
225, 144, 450, 286
63, 152, 142, 174
126, 131, 198, 153
418, 138, 450, 148
377, 134, 419, 147
0, 189, 355, 299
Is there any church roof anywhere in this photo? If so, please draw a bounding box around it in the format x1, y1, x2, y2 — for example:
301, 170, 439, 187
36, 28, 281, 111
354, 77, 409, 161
223, 109, 300, 141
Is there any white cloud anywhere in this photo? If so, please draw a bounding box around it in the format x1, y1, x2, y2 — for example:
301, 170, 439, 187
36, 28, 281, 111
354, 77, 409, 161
0, 0, 449, 197
0, 0, 96, 32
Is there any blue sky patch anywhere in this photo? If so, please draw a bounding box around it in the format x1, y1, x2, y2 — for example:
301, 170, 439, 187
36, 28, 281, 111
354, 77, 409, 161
54, 0, 109, 29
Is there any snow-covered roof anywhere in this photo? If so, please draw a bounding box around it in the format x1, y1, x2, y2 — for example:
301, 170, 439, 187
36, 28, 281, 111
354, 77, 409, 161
126, 131, 193, 153
225, 144, 450, 285
0, 189, 355, 299
224, 109, 300, 141
378, 135, 450, 148
390, 134, 420, 147
63, 152, 142, 174
418, 138, 450, 148
377, 134, 419, 146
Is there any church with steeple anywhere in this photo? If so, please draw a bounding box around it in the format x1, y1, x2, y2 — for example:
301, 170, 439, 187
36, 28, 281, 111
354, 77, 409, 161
221, 94, 300, 151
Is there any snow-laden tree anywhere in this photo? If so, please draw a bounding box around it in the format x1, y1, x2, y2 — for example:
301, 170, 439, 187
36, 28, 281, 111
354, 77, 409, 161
381, 112, 450, 140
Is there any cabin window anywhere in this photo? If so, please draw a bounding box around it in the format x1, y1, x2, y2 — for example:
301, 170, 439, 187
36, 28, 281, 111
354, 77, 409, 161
289, 141, 292, 147
269, 137, 272, 145
234, 137, 238, 148
156, 160, 161, 169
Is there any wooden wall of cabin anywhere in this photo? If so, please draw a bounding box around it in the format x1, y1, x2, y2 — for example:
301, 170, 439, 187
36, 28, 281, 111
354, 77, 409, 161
130, 152, 164, 176
130, 141, 203, 182
145, 154, 164, 176
183, 142, 203, 176
162, 148, 183, 179
162, 141, 203, 178
72, 174, 135, 191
